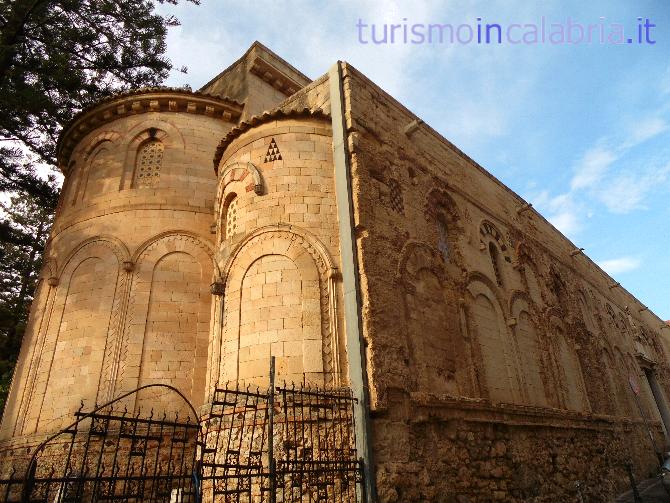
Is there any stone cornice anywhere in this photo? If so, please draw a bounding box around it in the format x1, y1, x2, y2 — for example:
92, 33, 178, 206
57, 88, 244, 171
248, 55, 303, 96
213, 107, 330, 173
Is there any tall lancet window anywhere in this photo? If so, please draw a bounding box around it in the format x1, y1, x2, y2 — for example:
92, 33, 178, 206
223, 194, 238, 240
134, 139, 164, 188
489, 242, 503, 287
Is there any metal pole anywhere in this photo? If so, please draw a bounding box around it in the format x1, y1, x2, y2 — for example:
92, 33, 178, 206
328, 60, 378, 503
625, 463, 643, 503
268, 356, 276, 503
575, 480, 585, 503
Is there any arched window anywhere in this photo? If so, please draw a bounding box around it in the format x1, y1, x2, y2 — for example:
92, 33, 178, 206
133, 139, 164, 188
489, 242, 503, 286
223, 194, 239, 240
426, 189, 461, 264
436, 214, 449, 261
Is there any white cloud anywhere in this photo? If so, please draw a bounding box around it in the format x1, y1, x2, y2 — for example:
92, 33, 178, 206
531, 190, 584, 237
626, 117, 668, 148
570, 145, 618, 190
597, 257, 641, 275
596, 162, 670, 214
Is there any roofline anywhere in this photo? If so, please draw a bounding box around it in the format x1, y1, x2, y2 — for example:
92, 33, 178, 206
57, 87, 243, 171
213, 107, 330, 173
338, 61, 669, 331
198, 40, 311, 92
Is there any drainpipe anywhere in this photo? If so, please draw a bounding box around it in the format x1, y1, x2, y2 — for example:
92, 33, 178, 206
329, 61, 378, 503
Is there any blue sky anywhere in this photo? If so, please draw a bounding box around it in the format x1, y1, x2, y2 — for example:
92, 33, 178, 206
158, 0, 670, 320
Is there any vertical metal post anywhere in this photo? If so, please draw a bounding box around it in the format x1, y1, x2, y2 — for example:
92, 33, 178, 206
575, 481, 584, 503
329, 60, 377, 503
625, 463, 643, 503
21, 459, 36, 503
268, 356, 276, 503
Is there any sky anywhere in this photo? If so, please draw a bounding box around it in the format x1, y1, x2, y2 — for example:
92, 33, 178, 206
157, 0, 670, 320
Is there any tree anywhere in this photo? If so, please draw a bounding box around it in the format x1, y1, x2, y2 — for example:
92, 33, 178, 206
0, 0, 198, 202
0, 185, 55, 413
0, 0, 198, 412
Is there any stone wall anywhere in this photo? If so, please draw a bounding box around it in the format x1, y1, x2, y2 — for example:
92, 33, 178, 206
0, 100, 233, 444
211, 112, 345, 389
339, 62, 670, 501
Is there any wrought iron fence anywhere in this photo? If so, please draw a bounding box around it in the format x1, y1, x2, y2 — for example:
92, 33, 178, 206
200, 383, 362, 502
0, 362, 364, 502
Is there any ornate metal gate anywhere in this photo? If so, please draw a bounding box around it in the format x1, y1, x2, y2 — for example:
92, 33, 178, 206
1, 385, 200, 502
1, 367, 364, 502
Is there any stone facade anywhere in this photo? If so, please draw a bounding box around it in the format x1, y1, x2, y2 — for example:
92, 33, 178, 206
339, 63, 670, 501
1, 42, 669, 502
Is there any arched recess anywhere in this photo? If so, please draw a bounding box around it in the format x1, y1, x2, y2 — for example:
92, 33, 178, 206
510, 294, 548, 406
465, 274, 521, 404
612, 347, 636, 417
1, 258, 60, 438
65, 131, 122, 206
423, 188, 463, 266
514, 243, 543, 306
626, 353, 661, 423
214, 225, 340, 390
548, 316, 589, 412
73, 140, 113, 203
604, 303, 624, 345
217, 161, 264, 202
20, 237, 127, 434
120, 119, 186, 189
578, 291, 597, 334
122, 232, 215, 416
215, 163, 265, 245
600, 347, 621, 415
479, 220, 511, 288
396, 240, 464, 396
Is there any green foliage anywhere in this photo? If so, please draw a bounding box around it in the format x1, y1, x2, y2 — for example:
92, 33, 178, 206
0, 189, 55, 413
0, 0, 197, 415
0, 0, 198, 201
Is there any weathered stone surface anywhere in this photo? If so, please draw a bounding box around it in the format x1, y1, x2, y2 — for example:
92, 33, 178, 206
341, 62, 670, 501
1, 43, 668, 503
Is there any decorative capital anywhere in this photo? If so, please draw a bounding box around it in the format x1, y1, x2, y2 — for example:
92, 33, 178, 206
47, 276, 59, 287
122, 261, 135, 272
210, 281, 225, 296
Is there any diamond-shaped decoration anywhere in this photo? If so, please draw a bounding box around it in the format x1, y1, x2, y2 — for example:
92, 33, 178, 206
264, 138, 282, 162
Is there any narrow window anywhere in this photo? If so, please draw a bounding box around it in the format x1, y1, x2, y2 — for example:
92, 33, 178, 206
489, 242, 503, 286
388, 179, 404, 214
436, 213, 449, 262
223, 194, 238, 239
133, 140, 164, 188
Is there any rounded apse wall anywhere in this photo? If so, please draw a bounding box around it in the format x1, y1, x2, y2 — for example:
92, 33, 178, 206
0, 90, 239, 442
210, 113, 347, 390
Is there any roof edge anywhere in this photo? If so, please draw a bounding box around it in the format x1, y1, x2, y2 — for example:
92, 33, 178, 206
213, 107, 330, 173
57, 87, 243, 171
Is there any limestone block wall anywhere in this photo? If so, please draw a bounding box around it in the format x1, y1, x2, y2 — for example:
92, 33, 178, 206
339, 63, 670, 500
211, 113, 345, 389
0, 95, 235, 443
